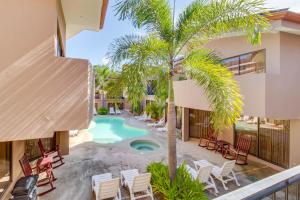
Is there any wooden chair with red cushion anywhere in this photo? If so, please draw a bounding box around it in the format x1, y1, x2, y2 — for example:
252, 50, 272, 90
199, 125, 218, 150
19, 154, 56, 196
38, 139, 64, 168
224, 135, 252, 165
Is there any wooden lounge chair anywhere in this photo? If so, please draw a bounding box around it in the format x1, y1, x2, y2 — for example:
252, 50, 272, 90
120, 169, 154, 200
186, 164, 219, 195
92, 173, 121, 200
38, 139, 64, 168
224, 135, 252, 165
19, 154, 56, 196
198, 125, 218, 150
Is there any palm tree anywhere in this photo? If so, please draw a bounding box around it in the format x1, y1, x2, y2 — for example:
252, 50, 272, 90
109, 0, 269, 180
94, 65, 111, 107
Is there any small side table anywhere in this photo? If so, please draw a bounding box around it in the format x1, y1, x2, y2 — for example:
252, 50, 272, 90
215, 140, 230, 156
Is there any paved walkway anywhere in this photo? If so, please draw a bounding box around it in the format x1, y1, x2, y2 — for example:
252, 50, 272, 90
39, 114, 278, 200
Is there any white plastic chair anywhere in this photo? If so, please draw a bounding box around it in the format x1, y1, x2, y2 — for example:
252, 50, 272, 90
157, 124, 167, 132
115, 108, 121, 114
147, 118, 165, 127
120, 169, 154, 200
109, 107, 115, 115
186, 164, 219, 195
134, 113, 146, 120
92, 173, 121, 200
69, 130, 79, 137
139, 115, 151, 121
211, 160, 240, 190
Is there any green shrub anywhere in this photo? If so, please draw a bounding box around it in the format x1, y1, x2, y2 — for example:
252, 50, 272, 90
145, 101, 164, 120
98, 107, 108, 115
147, 162, 208, 200
132, 102, 142, 115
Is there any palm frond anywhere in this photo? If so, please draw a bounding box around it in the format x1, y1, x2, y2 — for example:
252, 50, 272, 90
107, 34, 145, 67
108, 34, 169, 68
121, 64, 148, 108
114, 0, 173, 42
175, 0, 269, 55
183, 49, 243, 129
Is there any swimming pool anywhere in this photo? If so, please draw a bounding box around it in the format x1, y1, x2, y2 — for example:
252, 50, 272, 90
89, 117, 148, 143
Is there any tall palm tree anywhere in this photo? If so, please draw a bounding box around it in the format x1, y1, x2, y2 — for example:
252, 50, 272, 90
94, 65, 111, 107
109, 0, 269, 180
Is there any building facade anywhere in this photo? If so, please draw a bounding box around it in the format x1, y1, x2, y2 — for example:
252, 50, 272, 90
0, 0, 108, 199
174, 10, 300, 169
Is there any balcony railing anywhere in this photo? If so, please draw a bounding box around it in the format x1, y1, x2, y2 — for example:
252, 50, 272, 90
215, 165, 300, 200
223, 49, 266, 75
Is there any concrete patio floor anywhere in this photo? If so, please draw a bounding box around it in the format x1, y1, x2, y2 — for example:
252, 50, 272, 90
39, 113, 279, 200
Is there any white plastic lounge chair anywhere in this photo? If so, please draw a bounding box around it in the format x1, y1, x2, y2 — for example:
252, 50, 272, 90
92, 173, 121, 200
186, 164, 219, 195
94, 106, 98, 115
134, 113, 147, 120
157, 124, 167, 132
120, 169, 154, 200
147, 118, 165, 127
69, 130, 79, 137
109, 107, 115, 115
194, 160, 240, 190
139, 115, 151, 121
211, 160, 240, 190
115, 108, 121, 114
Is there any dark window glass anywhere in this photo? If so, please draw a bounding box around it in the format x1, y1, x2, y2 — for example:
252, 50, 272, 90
147, 80, 155, 95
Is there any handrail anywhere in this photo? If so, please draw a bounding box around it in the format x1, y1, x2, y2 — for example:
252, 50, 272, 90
214, 165, 300, 200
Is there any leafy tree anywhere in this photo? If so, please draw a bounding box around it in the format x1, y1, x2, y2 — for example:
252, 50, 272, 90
105, 72, 124, 99
109, 0, 269, 179
94, 65, 111, 107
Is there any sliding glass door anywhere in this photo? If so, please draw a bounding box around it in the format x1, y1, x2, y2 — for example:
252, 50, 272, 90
235, 116, 290, 168
189, 109, 211, 138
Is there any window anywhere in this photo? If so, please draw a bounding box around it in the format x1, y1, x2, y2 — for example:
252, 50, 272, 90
0, 142, 12, 198
223, 49, 266, 75
147, 80, 155, 95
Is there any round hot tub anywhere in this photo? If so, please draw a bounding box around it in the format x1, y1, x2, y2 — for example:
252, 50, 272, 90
130, 140, 160, 152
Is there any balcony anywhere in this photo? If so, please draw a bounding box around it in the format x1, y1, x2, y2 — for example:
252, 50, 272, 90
0, 38, 94, 141
174, 73, 266, 117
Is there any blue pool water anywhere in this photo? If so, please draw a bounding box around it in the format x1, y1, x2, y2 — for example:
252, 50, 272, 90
89, 117, 148, 143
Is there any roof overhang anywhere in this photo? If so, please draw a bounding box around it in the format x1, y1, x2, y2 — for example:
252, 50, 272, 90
213, 10, 300, 39
61, 0, 108, 39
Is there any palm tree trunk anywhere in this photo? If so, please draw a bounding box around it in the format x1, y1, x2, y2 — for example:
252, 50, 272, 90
167, 76, 177, 180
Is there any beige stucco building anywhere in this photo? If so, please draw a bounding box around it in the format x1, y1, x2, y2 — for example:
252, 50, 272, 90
0, 0, 108, 199
174, 10, 300, 169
